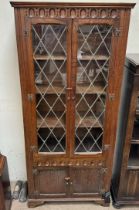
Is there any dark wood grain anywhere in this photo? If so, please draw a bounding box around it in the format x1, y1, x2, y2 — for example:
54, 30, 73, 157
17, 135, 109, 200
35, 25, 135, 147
0, 155, 11, 210
10, 2, 135, 8
11, 2, 135, 207
111, 54, 139, 207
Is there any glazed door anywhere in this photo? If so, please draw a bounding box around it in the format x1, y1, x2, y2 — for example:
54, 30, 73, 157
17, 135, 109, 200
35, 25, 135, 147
71, 19, 114, 157
30, 19, 72, 157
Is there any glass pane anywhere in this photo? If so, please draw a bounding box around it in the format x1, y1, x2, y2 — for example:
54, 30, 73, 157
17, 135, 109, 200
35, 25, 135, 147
128, 144, 139, 168
32, 24, 67, 153
75, 24, 113, 153
128, 97, 139, 168
132, 97, 139, 141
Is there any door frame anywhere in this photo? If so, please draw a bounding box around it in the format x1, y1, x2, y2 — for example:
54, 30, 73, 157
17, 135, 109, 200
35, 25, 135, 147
70, 18, 116, 159
25, 17, 72, 160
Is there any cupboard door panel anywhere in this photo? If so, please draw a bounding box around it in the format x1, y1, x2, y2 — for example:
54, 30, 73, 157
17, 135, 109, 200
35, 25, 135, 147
35, 167, 68, 196
72, 21, 113, 155
70, 167, 102, 196
119, 170, 139, 198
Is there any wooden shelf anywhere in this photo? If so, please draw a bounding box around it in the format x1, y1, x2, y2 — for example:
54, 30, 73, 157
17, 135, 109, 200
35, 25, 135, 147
127, 165, 139, 170
76, 114, 103, 128
76, 83, 106, 94
132, 125, 139, 141
131, 139, 139, 144
34, 55, 66, 60
37, 114, 65, 128
128, 157, 139, 170
36, 83, 106, 95
34, 54, 108, 61
128, 144, 139, 170
37, 113, 103, 128
36, 84, 65, 94
75, 143, 102, 154
78, 55, 109, 61
136, 109, 139, 115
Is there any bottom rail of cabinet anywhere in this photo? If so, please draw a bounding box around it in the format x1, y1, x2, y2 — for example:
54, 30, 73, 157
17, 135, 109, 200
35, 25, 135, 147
111, 183, 139, 208
28, 197, 110, 208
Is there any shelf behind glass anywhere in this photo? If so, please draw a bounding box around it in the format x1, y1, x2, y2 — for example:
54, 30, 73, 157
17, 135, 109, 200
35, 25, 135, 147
37, 112, 65, 128
76, 112, 103, 128
131, 121, 139, 142
36, 82, 106, 95
34, 54, 67, 61
128, 144, 139, 169
34, 54, 109, 61
37, 112, 103, 129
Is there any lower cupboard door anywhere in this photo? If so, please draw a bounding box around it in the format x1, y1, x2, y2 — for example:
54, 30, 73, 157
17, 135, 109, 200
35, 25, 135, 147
34, 167, 68, 197
70, 167, 103, 197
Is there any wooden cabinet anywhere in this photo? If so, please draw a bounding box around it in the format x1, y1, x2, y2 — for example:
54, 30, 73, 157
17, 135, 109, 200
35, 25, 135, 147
10, 2, 135, 207
111, 54, 139, 208
0, 155, 11, 210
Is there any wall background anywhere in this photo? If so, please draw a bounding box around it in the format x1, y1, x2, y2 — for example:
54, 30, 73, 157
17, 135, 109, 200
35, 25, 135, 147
0, 0, 138, 181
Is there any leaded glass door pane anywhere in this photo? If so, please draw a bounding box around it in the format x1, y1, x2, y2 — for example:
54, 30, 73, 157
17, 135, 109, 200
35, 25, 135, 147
74, 24, 113, 154
32, 23, 68, 154
128, 97, 139, 168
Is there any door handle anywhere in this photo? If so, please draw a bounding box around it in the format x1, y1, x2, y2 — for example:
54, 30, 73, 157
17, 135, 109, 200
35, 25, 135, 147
64, 177, 70, 185
64, 177, 70, 181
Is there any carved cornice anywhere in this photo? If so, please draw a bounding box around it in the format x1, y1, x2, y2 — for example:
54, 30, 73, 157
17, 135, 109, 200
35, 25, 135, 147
25, 8, 121, 19
10, 2, 136, 9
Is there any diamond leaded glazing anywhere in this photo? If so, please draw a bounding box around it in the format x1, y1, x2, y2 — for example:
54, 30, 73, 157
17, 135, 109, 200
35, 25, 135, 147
32, 24, 67, 153
75, 24, 113, 153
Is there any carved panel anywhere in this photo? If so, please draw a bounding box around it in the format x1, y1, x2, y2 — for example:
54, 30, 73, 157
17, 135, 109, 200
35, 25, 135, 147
25, 8, 121, 19
37, 159, 104, 167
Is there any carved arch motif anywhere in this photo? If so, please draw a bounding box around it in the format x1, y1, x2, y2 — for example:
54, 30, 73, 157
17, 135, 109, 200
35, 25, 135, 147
25, 8, 121, 19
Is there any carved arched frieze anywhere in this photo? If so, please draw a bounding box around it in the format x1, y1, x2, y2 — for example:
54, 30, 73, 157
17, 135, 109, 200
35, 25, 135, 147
37, 160, 104, 167
25, 7, 121, 19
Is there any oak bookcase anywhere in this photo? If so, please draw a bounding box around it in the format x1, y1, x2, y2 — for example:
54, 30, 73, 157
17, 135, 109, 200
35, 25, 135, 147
11, 2, 135, 207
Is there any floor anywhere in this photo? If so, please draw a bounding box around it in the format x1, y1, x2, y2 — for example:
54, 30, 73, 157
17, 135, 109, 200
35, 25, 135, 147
11, 200, 139, 210
10, 183, 137, 210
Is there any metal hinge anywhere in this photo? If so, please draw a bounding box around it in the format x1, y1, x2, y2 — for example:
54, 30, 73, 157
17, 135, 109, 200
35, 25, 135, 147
113, 27, 121, 37
27, 93, 34, 102
24, 29, 29, 37
100, 167, 108, 174
102, 144, 110, 151
109, 93, 115, 101
30, 146, 37, 152
33, 168, 38, 175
